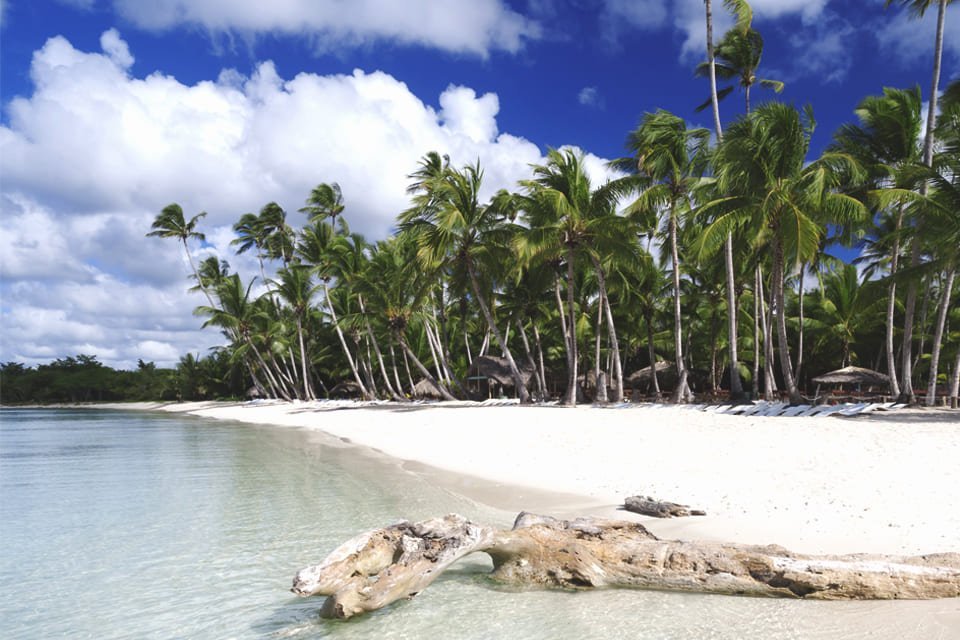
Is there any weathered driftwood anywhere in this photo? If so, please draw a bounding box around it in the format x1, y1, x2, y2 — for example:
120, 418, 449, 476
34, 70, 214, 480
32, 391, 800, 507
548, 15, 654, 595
291, 514, 495, 619
623, 495, 706, 518
292, 512, 960, 620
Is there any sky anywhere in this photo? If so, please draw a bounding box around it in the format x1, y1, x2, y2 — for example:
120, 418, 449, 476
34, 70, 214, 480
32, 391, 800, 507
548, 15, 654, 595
1, 0, 958, 370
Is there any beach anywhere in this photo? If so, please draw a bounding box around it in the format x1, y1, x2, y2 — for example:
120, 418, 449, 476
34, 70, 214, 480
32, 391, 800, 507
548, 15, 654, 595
111, 400, 960, 558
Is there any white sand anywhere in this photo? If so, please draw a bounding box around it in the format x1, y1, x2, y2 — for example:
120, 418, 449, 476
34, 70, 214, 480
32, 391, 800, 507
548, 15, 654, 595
123, 400, 959, 557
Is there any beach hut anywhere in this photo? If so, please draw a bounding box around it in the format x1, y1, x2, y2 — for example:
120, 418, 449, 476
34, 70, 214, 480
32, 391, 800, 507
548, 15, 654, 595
626, 361, 674, 396
467, 355, 535, 398
811, 366, 891, 401
329, 381, 363, 399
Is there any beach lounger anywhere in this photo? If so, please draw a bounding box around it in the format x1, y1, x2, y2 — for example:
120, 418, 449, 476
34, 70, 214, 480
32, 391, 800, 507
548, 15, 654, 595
740, 401, 770, 416
757, 402, 789, 416
724, 404, 754, 415
837, 402, 870, 416
779, 404, 812, 417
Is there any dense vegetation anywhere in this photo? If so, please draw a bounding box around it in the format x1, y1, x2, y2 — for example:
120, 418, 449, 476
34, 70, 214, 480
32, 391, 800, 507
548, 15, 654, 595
0, 354, 246, 404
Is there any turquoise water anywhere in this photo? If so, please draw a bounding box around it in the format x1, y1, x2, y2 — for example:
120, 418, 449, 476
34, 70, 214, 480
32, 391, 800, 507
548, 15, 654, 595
1, 408, 957, 639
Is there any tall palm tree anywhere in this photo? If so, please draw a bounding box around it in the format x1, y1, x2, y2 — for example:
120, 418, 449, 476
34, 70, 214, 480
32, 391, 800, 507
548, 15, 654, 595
400, 157, 532, 402
617, 110, 711, 402
696, 28, 784, 117
833, 86, 924, 396
883, 0, 954, 402
519, 149, 636, 404
272, 265, 320, 400
699, 103, 867, 404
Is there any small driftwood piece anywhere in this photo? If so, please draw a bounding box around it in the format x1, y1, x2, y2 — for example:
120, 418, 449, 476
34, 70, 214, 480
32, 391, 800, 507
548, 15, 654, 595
623, 495, 706, 518
292, 512, 960, 620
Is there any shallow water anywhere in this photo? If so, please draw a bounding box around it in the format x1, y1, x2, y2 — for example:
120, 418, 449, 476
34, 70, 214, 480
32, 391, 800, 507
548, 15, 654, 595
1, 408, 956, 639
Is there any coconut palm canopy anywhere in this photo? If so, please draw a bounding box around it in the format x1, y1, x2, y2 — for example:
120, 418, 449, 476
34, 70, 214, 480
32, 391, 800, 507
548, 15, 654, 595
811, 366, 892, 386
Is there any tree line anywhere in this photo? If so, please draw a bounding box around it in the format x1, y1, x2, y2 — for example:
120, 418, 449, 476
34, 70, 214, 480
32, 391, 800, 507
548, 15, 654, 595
134, 0, 956, 409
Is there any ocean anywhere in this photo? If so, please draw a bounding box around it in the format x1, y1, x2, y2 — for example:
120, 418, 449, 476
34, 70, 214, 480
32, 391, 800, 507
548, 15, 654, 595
1, 408, 954, 639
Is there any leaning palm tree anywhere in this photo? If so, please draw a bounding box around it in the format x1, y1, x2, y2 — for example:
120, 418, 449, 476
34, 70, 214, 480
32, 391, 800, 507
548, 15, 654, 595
616, 111, 711, 402
147, 204, 211, 303
400, 156, 532, 403
699, 103, 867, 404
272, 265, 321, 400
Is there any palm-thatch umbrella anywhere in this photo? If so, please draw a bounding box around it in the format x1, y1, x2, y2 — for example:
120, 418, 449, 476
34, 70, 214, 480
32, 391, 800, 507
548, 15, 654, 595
627, 361, 674, 385
412, 378, 445, 400
811, 366, 891, 387
811, 366, 891, 401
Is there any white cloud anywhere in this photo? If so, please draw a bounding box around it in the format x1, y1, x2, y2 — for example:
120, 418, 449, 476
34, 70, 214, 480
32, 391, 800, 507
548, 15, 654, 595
110, 0, 540, 56
599, 0, 668, 46
0, 31, 563, 368
578, 86, 603, 108
786, 10, 855, 84
100, 28, 135, 68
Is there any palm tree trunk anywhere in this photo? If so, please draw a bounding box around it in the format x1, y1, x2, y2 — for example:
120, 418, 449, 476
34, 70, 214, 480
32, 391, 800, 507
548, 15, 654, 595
794, 264, 805, 385
397, 333, 457, 401
464, 260, 530, 402
645, 307, 661, 399
532, 323, 548, 399
914, 276, 933, 375
771, 231, 802, 404
669, 203, 691, 403
296, 317, 314, 400
423, 316, 447, 385
590, 256, 624, 402
885, 204, 904, 397
753, 266, 761, 399
758, 265, 778, 400
948, 347, 960, 409
389, 340, 405, 397
565, 247, 579, 406
725, 234, 744, 399
516, 319, 544, 400
705, 0, 723, 139
901, 0, 947, 404
593, 298, 607, 403
925, 267, 955, 406
322, 281, 371, 399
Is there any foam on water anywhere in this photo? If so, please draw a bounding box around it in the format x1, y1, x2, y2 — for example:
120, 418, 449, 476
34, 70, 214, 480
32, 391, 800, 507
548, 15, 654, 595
1, 408, 956, 639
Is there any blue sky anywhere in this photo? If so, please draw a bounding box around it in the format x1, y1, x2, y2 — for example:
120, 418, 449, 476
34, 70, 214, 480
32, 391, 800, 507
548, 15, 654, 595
1, 0, 958, 369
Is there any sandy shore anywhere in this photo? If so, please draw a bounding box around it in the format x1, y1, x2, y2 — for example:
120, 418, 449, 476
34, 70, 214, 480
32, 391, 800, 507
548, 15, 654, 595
90, 400, 958, 557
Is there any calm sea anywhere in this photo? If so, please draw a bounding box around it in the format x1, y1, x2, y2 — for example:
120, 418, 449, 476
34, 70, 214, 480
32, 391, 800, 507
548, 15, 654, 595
1, 408, 956, 639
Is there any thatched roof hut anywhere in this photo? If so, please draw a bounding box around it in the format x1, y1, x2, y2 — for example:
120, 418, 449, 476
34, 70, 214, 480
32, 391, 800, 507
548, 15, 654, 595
811, 366, 891, 387
467, 355, 535, 387
412, 378, 445, 399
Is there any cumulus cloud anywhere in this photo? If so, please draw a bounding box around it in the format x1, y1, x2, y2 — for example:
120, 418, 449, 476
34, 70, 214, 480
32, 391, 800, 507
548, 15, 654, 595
785, 9, 855, 84
0, 31, 564, 368
109, 0, 540, 56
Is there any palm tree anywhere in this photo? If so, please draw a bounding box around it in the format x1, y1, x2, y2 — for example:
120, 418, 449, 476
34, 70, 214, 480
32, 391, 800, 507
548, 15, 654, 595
696, 28, 784, 117
272, 265, 320, 400
699, 103, 867, 404
617, 110, 711, 402
883, 0, 954, 402
807, 264, 885, 369
519, 149, 636, 404
833, 86, 924, 396
300, 183, 346, 225
147, 204, 211, 302
400, 156, 532, 402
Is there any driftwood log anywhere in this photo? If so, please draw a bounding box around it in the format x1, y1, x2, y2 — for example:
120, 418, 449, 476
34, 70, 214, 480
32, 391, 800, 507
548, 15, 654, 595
623, 495, 706, 517
292, 512, 960, 620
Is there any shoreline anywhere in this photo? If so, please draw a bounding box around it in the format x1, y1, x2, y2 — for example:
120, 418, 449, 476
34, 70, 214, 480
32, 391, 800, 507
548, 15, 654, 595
14, 400, 960, 557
